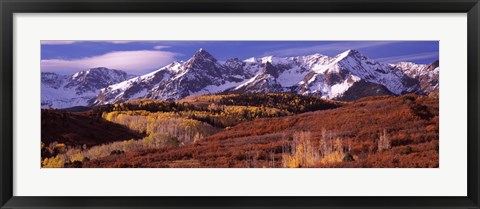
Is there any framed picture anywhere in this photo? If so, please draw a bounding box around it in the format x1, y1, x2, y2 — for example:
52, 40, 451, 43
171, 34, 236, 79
1, 0, 479, 208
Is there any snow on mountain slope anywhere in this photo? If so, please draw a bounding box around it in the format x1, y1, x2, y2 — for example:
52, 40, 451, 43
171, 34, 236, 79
93, 48, 431, 104
392, 60, 439, 93
94, 64, 175, 105
231, 54, 329, 94
323, 50, 418, 95
233, 50, 418, 99
41, 67, 132, 108
392, 62, 427, 77
94, 49, 259, 105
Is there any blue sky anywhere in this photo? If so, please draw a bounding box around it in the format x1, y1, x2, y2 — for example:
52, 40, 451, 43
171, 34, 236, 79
41, 41, 439, 75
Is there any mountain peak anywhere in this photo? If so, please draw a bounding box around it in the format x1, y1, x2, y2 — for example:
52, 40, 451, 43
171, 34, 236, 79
309, 53, 326, 58
90, 66, 109, 70
193, 48, 216, 61
346, 49, 360, 54
71, 67, 126, 79
342, 49, 363, 57
88, 67, 112, 72
195, 48, 210, 55
333, 49, 367, 62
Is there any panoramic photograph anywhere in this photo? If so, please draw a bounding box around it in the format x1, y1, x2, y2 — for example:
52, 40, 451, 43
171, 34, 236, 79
41, 41, 439, 168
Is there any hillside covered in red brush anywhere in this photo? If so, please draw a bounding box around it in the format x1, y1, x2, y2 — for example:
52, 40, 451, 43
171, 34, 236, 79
79, 94, 438, 168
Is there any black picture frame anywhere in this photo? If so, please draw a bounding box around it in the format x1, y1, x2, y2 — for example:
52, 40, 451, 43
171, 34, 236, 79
1, 0, 479, 208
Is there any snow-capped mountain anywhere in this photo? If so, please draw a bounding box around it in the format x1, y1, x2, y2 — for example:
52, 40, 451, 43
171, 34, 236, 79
92, 48, 433, 105
41, 67, 133, 108
94, 49, 253, 104
392, 60, 439, 94
231, 49, 419, 100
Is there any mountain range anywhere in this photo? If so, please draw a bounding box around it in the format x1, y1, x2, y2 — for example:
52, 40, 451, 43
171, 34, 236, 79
41, 67, 134, 108
41, 49, 439, 109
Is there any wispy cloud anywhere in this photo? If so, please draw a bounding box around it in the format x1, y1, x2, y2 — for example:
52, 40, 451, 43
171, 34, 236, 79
107, 41, 135, 44
41, 40, 162, 46
375, 52, 438, 64
41, 41, 78, 45
41, 50, 178, 74
153, 45, 171, 50
264, 41, 398, 57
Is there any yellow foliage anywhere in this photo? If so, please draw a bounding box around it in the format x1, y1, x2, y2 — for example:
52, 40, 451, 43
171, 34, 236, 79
282, 131, 347, 168
103, 110, 219, 146
55, 143, 65, 148
69, 151, 84, 162
282, 131, 322, 168
42, 155, 65, 168
320, 151, 344, 164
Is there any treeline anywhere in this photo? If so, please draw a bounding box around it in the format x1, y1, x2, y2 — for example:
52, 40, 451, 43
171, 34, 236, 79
93, 100, 199, 114
93, 93, 343, 115
216, 93, 343, 114
97, 100, 287, 128
89, 93, 344, 129
179, 105, 286, 128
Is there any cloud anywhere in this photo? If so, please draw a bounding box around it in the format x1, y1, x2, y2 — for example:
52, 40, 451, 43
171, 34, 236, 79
265, 41, 398, 57
41, 41, 78, 45
107, 41, 135, 44
153, 45, 171, 50
41, 40, 159, 46
375, 52, 438, 64
41, 50, 178, 74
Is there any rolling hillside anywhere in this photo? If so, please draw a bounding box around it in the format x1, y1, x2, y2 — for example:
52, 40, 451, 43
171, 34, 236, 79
82, 94, 439, 168
41, 109, 145, 148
